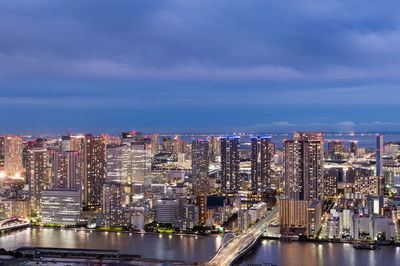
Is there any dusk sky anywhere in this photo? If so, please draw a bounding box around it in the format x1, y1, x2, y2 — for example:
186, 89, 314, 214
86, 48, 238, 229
2, 0, 400, 134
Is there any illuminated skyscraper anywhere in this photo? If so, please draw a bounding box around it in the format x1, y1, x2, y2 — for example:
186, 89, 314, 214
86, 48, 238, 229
86, 135, 106, 209
162, 137, 171, 153
99, 182, 126, 227
172, 136, 183, 155
192, 139, 209, 192
50, 150, 82, 190
284, 132, 324, 201
327, 140, 344, 161
251, 136, 272, 193
130, 142, 152, 183
4, 135, 23, 177
0, 136, 4, 168
151, 133, 160, 156
221, 136, 240, 193
324, 168, 340, 197
208, 136, 221, 162
350, 141, 359, 157
106, 144, 130, 184
376, 134, 383, 177
27, 141, 48, 215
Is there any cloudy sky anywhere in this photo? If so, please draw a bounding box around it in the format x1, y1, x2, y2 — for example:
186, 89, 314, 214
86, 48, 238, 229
1, 0, 400, 134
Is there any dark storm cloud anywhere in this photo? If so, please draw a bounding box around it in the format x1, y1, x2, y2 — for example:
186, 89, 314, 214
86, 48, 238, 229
0, 0, 400, 132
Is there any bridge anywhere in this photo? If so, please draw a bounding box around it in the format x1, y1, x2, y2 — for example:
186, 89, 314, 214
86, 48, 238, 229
0, 218, 30, 232
209, 206, 279, 265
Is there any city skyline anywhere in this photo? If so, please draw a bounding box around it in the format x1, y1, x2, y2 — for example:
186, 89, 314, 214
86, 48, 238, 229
1, 1, 400, 133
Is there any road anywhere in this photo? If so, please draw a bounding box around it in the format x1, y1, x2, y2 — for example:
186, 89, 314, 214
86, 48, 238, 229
209, 206, 279, 266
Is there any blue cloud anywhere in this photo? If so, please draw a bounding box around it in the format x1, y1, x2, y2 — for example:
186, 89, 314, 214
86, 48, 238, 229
0, 0, 400, 132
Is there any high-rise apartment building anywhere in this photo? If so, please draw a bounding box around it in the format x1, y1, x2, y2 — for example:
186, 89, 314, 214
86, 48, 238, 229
327, 140, 344, 161
0, 136, 4, 168
208, 136, 221, 162
4, 135, 23, 177
376, 134, 383, 176
324, 168, 340, 197
27, 143, 48, 215
162, 137, 172, 153
172, 136, 183, 155
151, 134, 160, 156
50, 150, 82, 190
350, 141, 359, 157
192, 139, 209, 192
251, 136, 272, 193
221, 136, 240, 193
284, 132, 324, 201
86, 135, 106, 209
99, 182, 126, 227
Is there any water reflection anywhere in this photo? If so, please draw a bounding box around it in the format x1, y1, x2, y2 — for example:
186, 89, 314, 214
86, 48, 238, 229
239, 240, 400, 266
0, 228, 219, 262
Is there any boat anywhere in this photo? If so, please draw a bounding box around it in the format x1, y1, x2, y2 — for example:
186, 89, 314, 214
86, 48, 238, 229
353, 241, 380, 250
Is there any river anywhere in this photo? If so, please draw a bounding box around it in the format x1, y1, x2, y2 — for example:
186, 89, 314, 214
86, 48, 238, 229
0, 228, 399, 265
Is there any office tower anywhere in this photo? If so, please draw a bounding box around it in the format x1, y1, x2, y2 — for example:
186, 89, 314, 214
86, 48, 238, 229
172, 136, 183, 155
192, 139, 209, 192
376, 134, 383, 176
327, 140, 344, 161
41, 189, 81, 225
86, 135, 106, 209
250, 136, 272, 193
350, 141, 359, 157
50, 150, 82, 190
221, 136, 240, 193
151, 133, 160, 156
130, 141, 152, 183
324, 168, 340, 197
162, 137, 172, 153
284, 132, 324, 201
156, 198, 178, 224
27, 144, 48, 215
106, 144, 130, 183
195, 192, 208, 224
99, 182, 126, 227
0, 136, 4, 168
4, 135, 23, 177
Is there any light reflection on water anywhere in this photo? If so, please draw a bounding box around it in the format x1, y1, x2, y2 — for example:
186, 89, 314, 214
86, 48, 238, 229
238, 240, 400, 266
1, 229, 399, 265
0, 228, 220, 262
